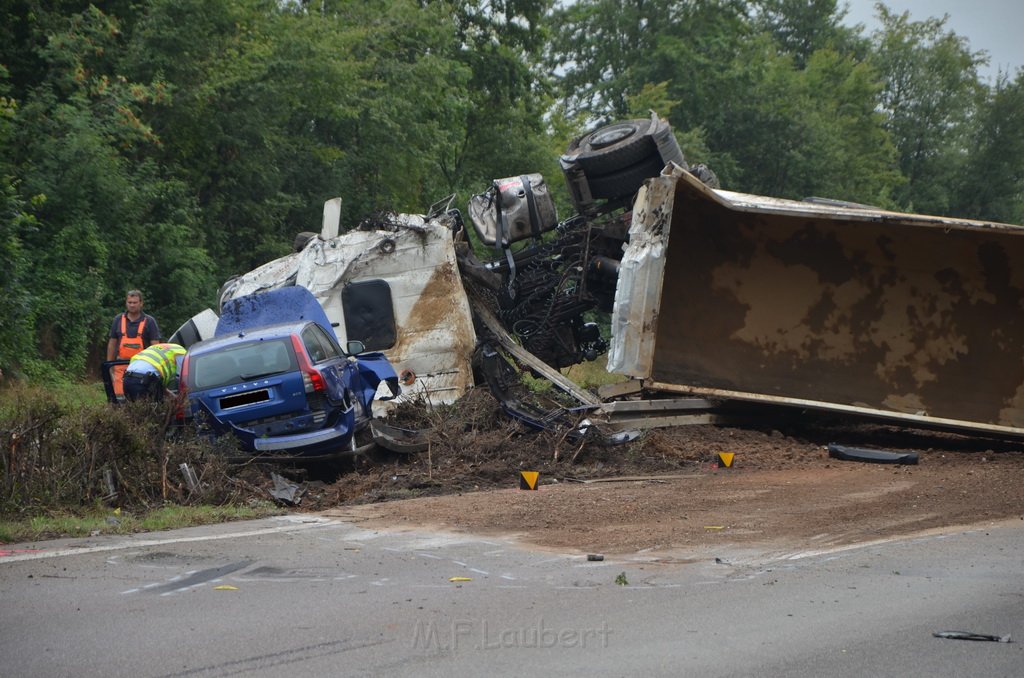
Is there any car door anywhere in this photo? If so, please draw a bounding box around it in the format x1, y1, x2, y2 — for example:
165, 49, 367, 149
299, 324, 353, 408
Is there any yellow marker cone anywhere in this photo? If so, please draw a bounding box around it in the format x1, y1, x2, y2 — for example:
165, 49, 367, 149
519, 471, 540, 490
718, 452, 735, 468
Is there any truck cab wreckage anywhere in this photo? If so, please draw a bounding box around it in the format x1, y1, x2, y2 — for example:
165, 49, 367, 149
175, 114, 1024, 445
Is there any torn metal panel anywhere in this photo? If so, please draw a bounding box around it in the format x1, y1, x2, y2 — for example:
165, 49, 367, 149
221, 214, 477, 407
615, 167, 1024, 437
606, 173, 678, 377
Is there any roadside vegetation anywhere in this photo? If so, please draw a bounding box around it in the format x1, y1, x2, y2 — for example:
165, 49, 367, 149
0, 364, 663, 543
0, 382, 281, 543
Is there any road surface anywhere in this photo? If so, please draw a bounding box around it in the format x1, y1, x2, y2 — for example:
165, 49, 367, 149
1, 514, 1021, 676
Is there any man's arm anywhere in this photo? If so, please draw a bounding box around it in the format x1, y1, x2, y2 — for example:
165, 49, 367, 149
107, 315, 121, 360
144, 315, 162, 348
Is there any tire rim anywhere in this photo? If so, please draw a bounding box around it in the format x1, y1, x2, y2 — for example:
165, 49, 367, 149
589, 124, 637, 149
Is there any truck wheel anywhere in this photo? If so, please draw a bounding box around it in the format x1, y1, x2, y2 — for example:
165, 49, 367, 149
567, 118, 660, 175
585, 155, 667, 200
293, 231, 318, 252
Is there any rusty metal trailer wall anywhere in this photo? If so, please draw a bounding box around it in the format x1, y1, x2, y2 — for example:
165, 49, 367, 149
650, 175, 1024, 434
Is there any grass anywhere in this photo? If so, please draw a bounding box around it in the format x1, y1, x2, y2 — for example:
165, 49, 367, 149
522, 355, 629, 395
0, 378, 286, 545
564, 355, 630, 389
49, 380, 110, 407
0, 502, 283, 544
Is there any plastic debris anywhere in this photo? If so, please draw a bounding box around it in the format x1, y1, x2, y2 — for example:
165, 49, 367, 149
180, 463, 200, 492
269, 472, 304, 505
449, 577, 472, 582
933, 631, 1012, 643
214, 585, 239, 591
828, 443, 918, 465
587, 554, 604, 562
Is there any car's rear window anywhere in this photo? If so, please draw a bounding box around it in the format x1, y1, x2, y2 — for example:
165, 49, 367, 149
189, 338, 297, 390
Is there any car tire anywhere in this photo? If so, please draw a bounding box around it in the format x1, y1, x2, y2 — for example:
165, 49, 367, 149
567, 118, 661, 175
294, 231, 318, 252
585, 154, 668, 200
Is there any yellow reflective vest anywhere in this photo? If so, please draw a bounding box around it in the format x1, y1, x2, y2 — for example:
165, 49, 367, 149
129, 343, 186, 387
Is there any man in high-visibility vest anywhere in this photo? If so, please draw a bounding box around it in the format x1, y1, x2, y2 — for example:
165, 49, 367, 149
123, 343, 186, 402
107, 290, 162, 397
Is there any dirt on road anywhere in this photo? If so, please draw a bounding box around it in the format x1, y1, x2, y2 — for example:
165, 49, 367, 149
310, 390, 1024, 557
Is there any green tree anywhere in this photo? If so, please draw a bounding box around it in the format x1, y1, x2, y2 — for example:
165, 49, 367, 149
549, 0, 679, 121
0, 67, 35, 377
5, 5, 216, 376
549, 0, 899, 201
426, 0, 557, 197
751, 0, 866, 68
951, 71, 1024, 224
869, 6, 987, 214
127, 0, 476, 276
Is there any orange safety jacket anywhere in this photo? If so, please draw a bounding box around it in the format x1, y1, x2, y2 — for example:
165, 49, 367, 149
112, 314, 148, 397
116, 314, 149, 359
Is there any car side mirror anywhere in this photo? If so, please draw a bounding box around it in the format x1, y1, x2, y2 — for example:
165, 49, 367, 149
346, 340, 365, 355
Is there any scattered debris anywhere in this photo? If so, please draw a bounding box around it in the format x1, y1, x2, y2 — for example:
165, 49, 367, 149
103, 469, 117, 500
587, 554, 605, 562
370, 421, 428, 454
214, 585, 239, 591
933, 631, 1012, 643
268, 473, 305, 505
179, 463, 200, 493
449, 577, 472, 583
615, 572, 629, 586
827, 443, 919, 465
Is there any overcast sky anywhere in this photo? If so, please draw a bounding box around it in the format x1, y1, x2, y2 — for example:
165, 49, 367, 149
841, 0, 1024, 80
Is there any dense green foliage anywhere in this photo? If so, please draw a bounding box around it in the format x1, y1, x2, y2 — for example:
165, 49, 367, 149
2, 0, 1022, 379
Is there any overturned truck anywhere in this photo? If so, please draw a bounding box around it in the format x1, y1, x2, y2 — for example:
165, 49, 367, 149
176, 114, 1024, 440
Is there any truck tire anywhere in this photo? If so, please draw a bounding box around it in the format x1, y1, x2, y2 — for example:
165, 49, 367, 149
293, 231, 318, 252
567, 118, 660, 175
585, 155, 667, 200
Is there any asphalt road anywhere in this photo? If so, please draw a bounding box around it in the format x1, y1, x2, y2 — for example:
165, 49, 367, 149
1, 515, 1021, 677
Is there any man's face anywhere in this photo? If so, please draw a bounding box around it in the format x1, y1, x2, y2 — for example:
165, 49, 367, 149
125, 295, 143, 314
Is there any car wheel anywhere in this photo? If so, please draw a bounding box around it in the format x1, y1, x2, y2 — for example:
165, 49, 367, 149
568, 118, 660, 175
585, 154, 668, 200
293, 231, 318, 252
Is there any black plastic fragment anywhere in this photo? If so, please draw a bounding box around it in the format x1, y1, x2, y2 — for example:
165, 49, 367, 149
827, 443, 919, 465
933, 631, 1012, 643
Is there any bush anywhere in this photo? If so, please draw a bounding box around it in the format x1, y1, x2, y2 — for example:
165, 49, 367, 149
0, 384, 239, 518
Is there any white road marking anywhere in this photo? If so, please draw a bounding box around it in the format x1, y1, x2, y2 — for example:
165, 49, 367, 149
0, 518, 339, 564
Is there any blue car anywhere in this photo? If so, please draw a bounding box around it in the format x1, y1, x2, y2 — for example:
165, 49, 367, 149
180, 287, 399, 461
